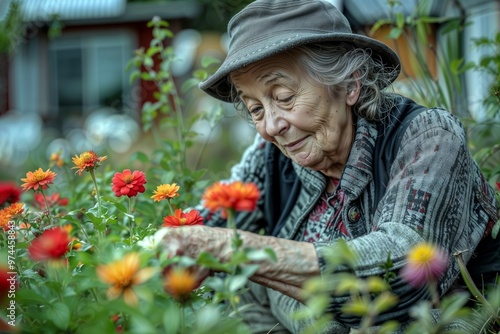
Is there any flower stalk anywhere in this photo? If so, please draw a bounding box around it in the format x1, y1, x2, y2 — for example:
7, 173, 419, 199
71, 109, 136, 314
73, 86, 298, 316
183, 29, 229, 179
89, 169, 102, 217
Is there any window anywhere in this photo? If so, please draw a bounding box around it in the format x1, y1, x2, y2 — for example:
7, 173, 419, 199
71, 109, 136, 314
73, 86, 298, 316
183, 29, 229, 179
48, 30, 135, 125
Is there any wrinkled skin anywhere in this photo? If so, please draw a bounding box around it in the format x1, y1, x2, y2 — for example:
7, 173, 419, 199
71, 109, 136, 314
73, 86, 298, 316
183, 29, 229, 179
163, 225, 318, 302
162, 53, 359, 302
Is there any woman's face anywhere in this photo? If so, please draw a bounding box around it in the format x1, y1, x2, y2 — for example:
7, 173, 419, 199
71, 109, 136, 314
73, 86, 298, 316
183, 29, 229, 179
231, 53, 358, 175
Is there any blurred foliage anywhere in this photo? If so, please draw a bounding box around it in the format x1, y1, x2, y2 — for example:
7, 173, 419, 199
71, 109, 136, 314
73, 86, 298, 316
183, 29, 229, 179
127, 0, 254, 31
0, 0, 22, 53
372, 0, 500, 184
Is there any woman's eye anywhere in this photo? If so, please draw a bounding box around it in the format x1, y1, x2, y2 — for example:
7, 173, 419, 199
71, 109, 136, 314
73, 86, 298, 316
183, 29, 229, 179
249, 106, 263, 115
277, 95, 294, 103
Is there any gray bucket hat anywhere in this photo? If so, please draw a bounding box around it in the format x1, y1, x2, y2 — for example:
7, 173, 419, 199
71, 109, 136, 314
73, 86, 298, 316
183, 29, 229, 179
199, 0, 401, 102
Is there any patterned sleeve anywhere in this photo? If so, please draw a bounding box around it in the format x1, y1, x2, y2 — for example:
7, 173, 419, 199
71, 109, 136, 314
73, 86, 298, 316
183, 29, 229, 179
317, 108, 498, 326
196, 134, 269, 234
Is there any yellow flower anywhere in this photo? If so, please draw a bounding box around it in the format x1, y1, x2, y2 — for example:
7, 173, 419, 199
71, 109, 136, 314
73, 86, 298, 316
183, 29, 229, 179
72, 151, 107, 176
401, 243, 448, 288
96, 253, 155, 306
163, 266, 202, 302
50, 150, 64, 167
151, 183, 180, 202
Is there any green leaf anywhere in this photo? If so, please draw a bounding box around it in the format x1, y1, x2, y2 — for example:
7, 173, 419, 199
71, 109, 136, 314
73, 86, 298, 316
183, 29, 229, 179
388, 27, 403, 39
246, 248, 277, 262
130, 151, 150, 163
181, 78, 201, 93
101, 196, 128, 213
377, 320, 400, 334
201, 55, 221, 68
341, 298, 370, 316
129, 70, 141, 84
196, 252, 228, 272
228, 275, 248, 292
47, 302, 70, 330
372, 291, 399, 313
492, 219, 500, 239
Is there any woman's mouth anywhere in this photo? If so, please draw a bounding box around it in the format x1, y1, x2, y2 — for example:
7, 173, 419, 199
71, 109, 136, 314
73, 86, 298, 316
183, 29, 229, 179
284, 136, 307, 151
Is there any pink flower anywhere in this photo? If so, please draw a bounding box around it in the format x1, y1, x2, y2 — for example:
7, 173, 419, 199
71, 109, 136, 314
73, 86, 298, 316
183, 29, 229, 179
401, 243, 448, 288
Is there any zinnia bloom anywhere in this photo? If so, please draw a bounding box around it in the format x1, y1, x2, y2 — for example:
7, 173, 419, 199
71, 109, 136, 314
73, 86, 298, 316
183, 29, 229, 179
50, 150, 65, 167
400, 242, 448, 288
202, 181, 260, 218
0, 202, 24, 231
111, 169, 147, 198
34, 192, 69, 210
151, 183, 180, 202
20, 168, 57, 192
28, 227, 71, 261
96, 253, 155, 306
162, 209, 204, 227
163, 265, 203, 302
0, 182, 21, 206
72, 151, 107, 176
0, 265, 16, 304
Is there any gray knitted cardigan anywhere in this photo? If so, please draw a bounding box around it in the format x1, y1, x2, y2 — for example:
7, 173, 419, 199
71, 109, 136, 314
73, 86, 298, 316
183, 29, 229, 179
198, 105, 499, 332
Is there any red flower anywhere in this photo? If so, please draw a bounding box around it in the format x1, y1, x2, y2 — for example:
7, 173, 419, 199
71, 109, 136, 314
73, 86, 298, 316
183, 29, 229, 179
163, 209, 204, 227
0, 182, 21, 207
496, 181, 500, 192
34, 193, 69, 210
0, 265, 16, 304
202, 181, 260, 218
28, 227, 71, 261
111, 169, 147, 198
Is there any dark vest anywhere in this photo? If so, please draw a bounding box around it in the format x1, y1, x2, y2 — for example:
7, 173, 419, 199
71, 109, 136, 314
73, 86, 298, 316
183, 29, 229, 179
263, 96, 500, 287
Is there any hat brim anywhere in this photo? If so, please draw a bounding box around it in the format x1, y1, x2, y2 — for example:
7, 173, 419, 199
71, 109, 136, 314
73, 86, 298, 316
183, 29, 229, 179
199, 32, 400, 103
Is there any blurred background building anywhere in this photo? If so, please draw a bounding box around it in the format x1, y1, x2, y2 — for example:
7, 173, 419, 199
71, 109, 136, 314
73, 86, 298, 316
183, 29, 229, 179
0, 0, 498, 179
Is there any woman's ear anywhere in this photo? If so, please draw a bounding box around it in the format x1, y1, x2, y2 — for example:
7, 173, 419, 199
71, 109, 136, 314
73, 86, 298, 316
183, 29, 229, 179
346, 76, 361, 106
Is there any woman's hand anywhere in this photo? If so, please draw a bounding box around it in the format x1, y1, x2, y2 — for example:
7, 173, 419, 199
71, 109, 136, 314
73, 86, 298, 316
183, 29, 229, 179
162, 225, 233, 261
161, 226, 320, 302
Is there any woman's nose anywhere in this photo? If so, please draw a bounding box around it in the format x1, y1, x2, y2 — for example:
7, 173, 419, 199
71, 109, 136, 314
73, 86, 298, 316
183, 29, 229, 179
265, 106, 289, 137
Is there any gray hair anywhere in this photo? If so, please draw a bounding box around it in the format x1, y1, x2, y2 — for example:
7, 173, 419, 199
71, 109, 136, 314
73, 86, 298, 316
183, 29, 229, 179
230, 42, 397, 121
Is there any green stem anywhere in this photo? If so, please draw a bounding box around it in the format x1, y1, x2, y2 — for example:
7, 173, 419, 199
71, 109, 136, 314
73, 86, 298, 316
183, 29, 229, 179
39, 189, 50, 211
129, 197, 134, 245
89, 169, 102, 217
429, 280, 440, 308
166, 199, 174, 216
455, 251, 495, 314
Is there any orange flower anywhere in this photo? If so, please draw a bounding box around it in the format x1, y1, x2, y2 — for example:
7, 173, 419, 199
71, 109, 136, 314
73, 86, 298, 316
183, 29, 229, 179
20, 168, 57, 192
163, 266, 203, 302
151, 183, 180, 202
96, 253, 155, 306
72, 151, 107, 176
0, 211, 9, 231
202, 181, 260, 218
28, 227, 71, 261
50, 150, 64, 167
0, 202, 24, 231
162, 209, 204, 227
111, 169, 147, 198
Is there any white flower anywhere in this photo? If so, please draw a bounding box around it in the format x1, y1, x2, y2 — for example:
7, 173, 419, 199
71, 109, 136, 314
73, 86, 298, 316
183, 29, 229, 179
137, 228, 170, 251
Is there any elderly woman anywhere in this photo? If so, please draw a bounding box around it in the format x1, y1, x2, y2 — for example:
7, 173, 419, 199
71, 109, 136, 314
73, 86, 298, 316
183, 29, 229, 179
163, 0, 499, 333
